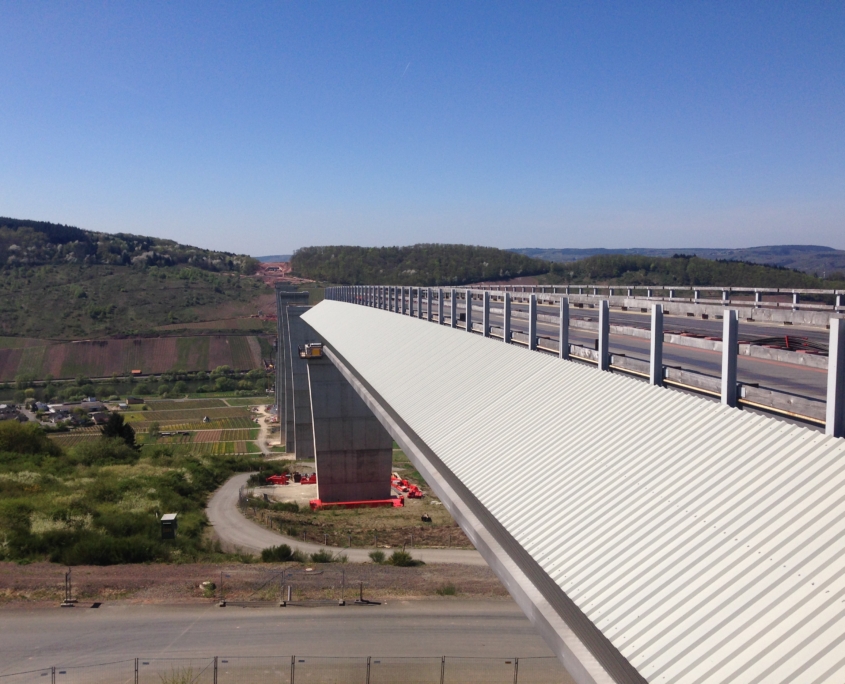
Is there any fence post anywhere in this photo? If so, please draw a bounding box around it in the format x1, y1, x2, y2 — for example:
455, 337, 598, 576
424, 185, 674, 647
528, 294, 537, 350
135, 658, 139, 684
440, 656, 446, 684
291, 655, 296, 684
483, 291, 490, 337
559, 297, 569, 359
503, 293, 511, 343
438, 288, 444, 324
650, 304, 663, 386
366, 656, 371, 684
721, 309, 738, 407
450, 289, 457, 328
213, 656, 218, 684
826, 317, 845, 437
465, 290, 472, 332
513, 657, 519, 684
51, 667, 55, 684
598, 299, 609, 371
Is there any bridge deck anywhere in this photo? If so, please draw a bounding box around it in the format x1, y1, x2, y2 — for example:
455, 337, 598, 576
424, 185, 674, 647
303, 300, 845, 684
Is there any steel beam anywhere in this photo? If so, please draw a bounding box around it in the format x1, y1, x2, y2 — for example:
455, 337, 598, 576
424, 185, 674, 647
559, 297, 569, 359
721, 309, 738, 407
650, 304, 663, 387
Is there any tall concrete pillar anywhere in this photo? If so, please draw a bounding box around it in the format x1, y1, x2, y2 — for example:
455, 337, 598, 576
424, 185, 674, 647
450, 288, 457, 328
559, 296, 569, 359
465, 290, 473, 332
528, 294, 537, 350
274, 287, 310, 451
503, 292, 511, 343
287, 306, 317, 458
721, 309, 738, 407
438, 288, 444, 324
826, 317, 845, 437
427, 288, 433, 322
307, 355, 393, 502
650, 304, 663, 387
483, 291, 490, 337
598, 299, 609, 371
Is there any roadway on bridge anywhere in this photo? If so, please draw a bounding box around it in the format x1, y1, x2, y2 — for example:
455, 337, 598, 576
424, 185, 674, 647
0, 600, 553, 673
442, 301, 829, 401
207, 473, 486, 565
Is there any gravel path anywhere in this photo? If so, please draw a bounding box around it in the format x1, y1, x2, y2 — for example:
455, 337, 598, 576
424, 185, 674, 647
207, 473, 487, 565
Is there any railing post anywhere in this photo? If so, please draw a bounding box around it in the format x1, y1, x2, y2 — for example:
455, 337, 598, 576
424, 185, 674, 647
528, 294, 537, 350
51, 667, 55, 684
417, 287, 423, 318
440, 656, 446, 684
826, 317, 845, 438
213, 656, 218, 684
837, 294, 844, 311
366, 656, 371, 684
465, 290, 473, 332
291, 655, 296, 684
722, 289, 730, 305
694, 289, 700, 303
558, 296, 569, 359
483, 291, 490, 337
135, 659, 139, 684
755, 291, 762, 308
450, 289, 457, 328
721, 309, 738, 406
793, 292, 800, 310
438, 288, 444, 324
401, 287, 406, 315
513, 657, 519, 684
650, 304, 663, 386
598, 299, 609, 370
427, 288, 433, 322
503, 292, 511, 343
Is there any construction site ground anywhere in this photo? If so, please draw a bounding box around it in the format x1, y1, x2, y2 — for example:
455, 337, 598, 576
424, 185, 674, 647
244, 450, 473, 550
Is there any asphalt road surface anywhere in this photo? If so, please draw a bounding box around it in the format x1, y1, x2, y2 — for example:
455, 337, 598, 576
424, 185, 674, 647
438, 302, 829, 401
207, 473, 486, 565
0, 600, 553, 673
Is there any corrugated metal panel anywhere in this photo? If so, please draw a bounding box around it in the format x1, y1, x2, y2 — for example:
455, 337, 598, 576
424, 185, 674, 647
303, 301, 845, 683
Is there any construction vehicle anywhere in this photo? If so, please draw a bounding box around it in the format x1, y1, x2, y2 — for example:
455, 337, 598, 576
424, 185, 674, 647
298, 342, 324, 359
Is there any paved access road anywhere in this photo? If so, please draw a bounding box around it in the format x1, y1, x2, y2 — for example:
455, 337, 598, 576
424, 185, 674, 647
0, 600, 552, 672
207, 473, 486, 565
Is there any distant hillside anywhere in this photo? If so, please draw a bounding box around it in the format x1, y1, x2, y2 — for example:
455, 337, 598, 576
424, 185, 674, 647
0, 216, 272, 338
290, 244, 549, 286
541, 254, 845, 289
513, 245, 845, 277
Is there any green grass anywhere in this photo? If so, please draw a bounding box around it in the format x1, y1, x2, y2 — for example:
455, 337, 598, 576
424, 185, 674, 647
224, 397, 269, 406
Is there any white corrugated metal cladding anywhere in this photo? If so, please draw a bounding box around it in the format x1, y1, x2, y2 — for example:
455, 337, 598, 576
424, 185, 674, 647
303, 301, 845, 683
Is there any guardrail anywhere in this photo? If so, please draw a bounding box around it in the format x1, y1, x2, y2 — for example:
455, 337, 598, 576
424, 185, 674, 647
325, 286, 845, 437
0, 655, 568, 683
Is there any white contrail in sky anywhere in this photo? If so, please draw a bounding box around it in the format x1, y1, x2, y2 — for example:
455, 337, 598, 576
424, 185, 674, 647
402, 62, 411, 78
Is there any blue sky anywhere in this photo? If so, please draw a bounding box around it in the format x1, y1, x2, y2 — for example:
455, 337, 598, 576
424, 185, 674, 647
1, 2, 843, 255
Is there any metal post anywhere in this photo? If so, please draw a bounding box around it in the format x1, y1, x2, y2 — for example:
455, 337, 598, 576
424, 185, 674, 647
755, 291, 762, 308
721, 309, 738, 407
837, 294, 843, 311
793, 292, 799, 310
417, 288, 423, 318
598, 299, 609, 370
440, 656, 446, 684
427, 288, 433, 321
51, 667, 55, 684
694, 289, 700, 303
722, 290, 729, 304
650, 304, 663, 387
438, 288, 444, 324
450, 288, 457, 328
366, 656, 371, 684
558, 297, 569, 359
214, 656, 218, 684
513, 657, 519, 684
465, 290, 473, 332
826, 317, 845, 437
401, 287, 406, 315
503, 292, 511, 343
528, 294, 537, 350
291, 655, 296, 684
135, 659, 139, 684
483, 291, 490, 337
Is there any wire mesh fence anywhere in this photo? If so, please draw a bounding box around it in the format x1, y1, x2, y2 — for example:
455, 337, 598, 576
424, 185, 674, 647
1, 656, 573, 684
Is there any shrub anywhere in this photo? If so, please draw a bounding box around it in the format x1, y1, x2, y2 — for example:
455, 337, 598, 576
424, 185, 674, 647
0, 422, 62, 456
69, 438, 140, 466
309, 550, 346, 563
100, 413, 137, 448
436, 583, 458, 596
368, 550, 386, 564
261, 544, 294, 562
387, 550, 421, 567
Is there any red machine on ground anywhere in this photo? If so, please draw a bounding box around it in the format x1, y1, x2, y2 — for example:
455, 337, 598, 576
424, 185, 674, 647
391, 474, 424, 499
266, 474, 288, 485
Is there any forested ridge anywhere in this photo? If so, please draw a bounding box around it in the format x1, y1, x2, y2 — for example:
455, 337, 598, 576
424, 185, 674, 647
291, 244, 550, 285
544, 254, 845, 288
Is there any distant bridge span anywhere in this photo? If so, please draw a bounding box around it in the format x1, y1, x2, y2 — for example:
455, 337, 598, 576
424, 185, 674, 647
302, 298, 845, 684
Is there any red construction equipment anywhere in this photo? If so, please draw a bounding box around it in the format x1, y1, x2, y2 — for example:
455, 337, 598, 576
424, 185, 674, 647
309, 496, 404, 511
300, 473, 317, 485
266, 474, 288, 485
391, 475, 424, 499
